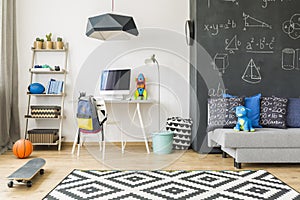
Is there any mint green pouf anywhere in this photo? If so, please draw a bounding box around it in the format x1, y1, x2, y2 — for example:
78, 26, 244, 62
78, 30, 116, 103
152, 131, 174, 154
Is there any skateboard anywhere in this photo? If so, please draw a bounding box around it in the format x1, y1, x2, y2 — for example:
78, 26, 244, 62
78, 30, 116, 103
7, 158, 46, 188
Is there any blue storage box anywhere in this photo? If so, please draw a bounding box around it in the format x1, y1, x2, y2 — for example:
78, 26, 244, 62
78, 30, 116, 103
152, 131, 174, 154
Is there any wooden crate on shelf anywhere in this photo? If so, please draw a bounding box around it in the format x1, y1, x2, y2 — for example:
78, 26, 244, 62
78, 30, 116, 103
30, 105, 61, 118
27, 129, 59, 143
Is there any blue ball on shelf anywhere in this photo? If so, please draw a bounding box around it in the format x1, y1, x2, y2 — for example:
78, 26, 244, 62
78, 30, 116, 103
28, 83, 45, 94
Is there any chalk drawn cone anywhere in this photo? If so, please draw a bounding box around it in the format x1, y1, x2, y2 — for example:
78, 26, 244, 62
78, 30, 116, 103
242, 59, 261, 84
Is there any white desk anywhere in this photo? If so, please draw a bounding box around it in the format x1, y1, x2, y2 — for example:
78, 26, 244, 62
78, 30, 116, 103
96, 98, 155, 154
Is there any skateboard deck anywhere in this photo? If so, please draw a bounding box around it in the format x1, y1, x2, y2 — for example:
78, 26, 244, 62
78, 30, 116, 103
7, 158, 46, 187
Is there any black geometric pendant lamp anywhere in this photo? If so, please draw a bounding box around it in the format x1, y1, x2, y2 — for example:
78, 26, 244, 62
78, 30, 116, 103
86, 0, 139, 40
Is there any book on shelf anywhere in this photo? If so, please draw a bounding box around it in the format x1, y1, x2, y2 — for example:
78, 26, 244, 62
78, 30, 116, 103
46, 79, 64, 94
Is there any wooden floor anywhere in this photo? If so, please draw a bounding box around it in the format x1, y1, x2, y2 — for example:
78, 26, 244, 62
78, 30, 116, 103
1, 143, 299, 199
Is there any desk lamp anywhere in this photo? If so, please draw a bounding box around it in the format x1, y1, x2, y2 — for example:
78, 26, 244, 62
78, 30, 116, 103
144, 54, 161, 130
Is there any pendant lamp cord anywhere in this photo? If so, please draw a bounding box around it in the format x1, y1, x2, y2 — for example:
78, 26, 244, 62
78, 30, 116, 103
112, 0, 114, 12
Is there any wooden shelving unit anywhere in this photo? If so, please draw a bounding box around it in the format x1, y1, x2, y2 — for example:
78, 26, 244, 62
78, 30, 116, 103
25, 115, 65, 119
24, 44, 68, 150
29, 69, 66, 74
26, 92, 65, 97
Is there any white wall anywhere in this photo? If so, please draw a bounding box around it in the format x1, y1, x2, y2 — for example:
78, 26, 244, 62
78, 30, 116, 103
16, 0, 189, 142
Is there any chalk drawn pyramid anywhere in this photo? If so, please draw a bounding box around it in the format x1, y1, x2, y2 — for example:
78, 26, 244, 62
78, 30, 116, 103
225, 35, 239, 53
242, 59, 261, 84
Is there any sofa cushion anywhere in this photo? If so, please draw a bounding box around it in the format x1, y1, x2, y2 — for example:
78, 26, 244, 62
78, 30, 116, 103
286, 98, 300, 128
207, 97, 243, 131
235, 148, 300, 163
208, 128, 300, 148
260, 96, 288, 129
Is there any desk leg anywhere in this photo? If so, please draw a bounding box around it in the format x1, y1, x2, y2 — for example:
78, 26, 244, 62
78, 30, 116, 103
136, 103, 150, 154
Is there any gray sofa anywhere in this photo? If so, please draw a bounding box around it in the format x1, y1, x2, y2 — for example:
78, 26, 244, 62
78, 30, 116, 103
208, 128, 300, 168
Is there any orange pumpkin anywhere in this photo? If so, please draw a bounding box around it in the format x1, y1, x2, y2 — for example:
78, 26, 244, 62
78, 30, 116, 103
13, 139, 33, 159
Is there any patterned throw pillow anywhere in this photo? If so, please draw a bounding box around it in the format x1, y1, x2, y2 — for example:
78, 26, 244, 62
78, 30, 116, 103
260, 96, 288, 128
207, 97, 244, 132
223, 93, 262, 128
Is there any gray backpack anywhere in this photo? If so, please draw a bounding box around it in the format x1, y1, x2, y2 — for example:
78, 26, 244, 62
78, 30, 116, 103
77, 94, 106, 133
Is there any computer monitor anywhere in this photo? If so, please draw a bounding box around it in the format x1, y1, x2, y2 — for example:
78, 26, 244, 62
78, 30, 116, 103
100, 69, 131, 99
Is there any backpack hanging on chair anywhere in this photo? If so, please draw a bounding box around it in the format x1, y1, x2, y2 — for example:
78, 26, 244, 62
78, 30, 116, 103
76, 95, 107, 133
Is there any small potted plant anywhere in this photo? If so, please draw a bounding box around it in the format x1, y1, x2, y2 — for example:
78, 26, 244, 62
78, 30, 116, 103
56, 37, 64, 49
40, 38, 45, 48
34, 37, 44, 49
45, 33, 53, 49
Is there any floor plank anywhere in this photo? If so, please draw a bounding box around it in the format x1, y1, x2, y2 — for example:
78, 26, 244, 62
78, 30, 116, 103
0, 143, 299, 199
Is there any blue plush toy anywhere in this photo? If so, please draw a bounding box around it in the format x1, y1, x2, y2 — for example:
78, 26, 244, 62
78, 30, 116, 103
233, 106, 255, 132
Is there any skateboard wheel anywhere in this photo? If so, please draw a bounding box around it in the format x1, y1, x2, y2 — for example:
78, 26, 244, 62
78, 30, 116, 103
7, 181, 13, 188
40, 169, 44, 175
26, 181, 32, 187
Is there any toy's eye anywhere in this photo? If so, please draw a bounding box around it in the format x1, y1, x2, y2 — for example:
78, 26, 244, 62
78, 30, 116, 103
241, 108, 245, 111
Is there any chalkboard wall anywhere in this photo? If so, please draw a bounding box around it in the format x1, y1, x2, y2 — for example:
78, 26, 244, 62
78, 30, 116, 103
190, 0, 300, 153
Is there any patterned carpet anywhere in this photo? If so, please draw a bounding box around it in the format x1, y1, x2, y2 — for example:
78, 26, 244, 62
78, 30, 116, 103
43, 170, 300, 200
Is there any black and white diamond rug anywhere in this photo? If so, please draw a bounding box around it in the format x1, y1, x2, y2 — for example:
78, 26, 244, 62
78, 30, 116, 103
43, 170, 300, 200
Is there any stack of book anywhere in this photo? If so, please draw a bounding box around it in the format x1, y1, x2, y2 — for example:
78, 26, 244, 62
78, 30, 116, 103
46, 79, 64, 94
